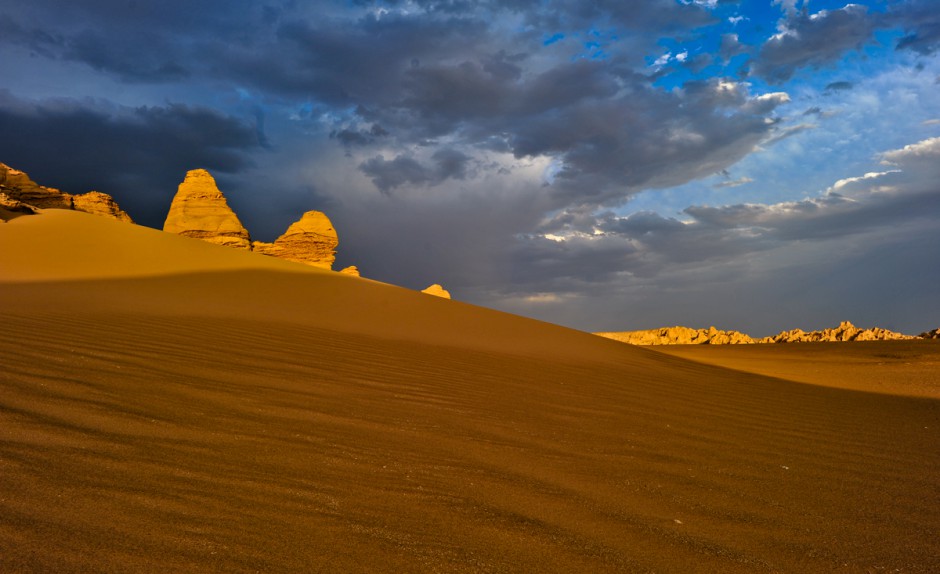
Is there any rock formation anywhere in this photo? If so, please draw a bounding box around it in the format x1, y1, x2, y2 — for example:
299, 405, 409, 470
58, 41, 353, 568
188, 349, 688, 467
340, 266, 361, 276
421, 284, 451, 299
0, 162, 72, 209
71, 191, 134, 223
596, 326, 755, 346
162, 169, 349, 270
0, 162, 132, 222
252, 211, 338, 269
0, 192, 39, 221
163, 169, 251, 249
919, 328, 940, 339
759, 321, 914, 343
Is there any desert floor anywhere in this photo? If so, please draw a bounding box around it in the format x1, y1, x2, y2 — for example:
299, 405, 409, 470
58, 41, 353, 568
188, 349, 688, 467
1, 211, 938, 573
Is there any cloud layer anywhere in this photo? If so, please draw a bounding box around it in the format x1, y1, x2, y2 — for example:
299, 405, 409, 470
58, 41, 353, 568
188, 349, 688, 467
1, 0, 938, 333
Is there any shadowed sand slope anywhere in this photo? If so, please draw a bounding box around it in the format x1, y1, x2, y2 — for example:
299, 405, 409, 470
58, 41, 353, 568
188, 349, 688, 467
1, 211, 939, 572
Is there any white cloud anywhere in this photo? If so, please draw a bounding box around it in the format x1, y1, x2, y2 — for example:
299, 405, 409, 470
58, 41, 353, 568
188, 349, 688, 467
880, 136, 940, 164
830, 170, 901, 192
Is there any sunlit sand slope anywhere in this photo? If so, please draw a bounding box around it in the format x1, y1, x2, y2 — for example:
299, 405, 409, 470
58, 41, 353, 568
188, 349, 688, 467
1, 211, 938, 572
650, 342, 940, 399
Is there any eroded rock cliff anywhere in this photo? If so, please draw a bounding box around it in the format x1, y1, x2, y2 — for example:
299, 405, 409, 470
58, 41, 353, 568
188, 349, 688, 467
0, 162, 132, 222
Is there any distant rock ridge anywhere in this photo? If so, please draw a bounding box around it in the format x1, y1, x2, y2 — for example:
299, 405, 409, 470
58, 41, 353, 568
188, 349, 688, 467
0, 162, 132, 222
762, 321, 914, 343
597, 321, 927, 345
163, 169, 345, 271
596, 326, 755, 346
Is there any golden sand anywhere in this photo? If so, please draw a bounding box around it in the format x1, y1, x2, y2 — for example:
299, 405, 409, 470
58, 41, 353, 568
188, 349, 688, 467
1, 210, 938, 572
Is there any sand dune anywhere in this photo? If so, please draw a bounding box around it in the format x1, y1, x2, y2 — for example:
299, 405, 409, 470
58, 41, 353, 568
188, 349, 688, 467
1, 211, 939, 572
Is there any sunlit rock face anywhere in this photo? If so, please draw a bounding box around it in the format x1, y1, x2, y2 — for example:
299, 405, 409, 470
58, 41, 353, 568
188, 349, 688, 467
0, 162, 72, 210
71, 191, 133, 223
252, 211, 338, 269
340, 266, 361, 276
163, 169, 252, 249
0, 162, 132, 222
421, 284, 451, 299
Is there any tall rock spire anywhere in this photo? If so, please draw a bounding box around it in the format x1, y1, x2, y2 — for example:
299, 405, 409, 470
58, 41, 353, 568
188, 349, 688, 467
163, 169, 251, 249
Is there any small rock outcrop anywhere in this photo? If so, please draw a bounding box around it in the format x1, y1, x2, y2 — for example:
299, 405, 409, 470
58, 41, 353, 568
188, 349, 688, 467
340, 266, 361, 276
421, 284, 451, 299
0, 162, 132, 221
71, 191, 133, 223
596, 326, 755, 346
163, 169, 252, 249
759, 321, 914, 343
252, 211, 338, 269
0, 191, 39, 221
919, 328, 940, 339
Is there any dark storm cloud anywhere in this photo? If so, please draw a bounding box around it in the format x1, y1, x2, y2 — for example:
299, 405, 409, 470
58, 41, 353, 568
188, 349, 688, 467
359, 148, 471, 193
753, 4, 878, 83
1, 0, 784, 210
890, 0, 940, 55
0, 91, 261, 227
0, 1, 264, 82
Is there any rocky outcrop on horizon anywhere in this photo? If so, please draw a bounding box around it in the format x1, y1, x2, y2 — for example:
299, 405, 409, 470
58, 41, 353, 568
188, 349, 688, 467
597, 321, 927, 345
421, 284, 451, 299
0, 162, 132, 222
163, 169, 252, 249
759, 321, 914, 343
597, 326, 756, 346
339, 266, 361, 276
252, 211, 338, 269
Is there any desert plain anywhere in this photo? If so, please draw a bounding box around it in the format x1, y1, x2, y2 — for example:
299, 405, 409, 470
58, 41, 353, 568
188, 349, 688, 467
1, 209, 939, 573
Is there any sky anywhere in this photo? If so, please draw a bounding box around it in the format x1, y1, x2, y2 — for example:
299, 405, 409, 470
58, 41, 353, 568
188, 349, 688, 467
1, 0, 938, 336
